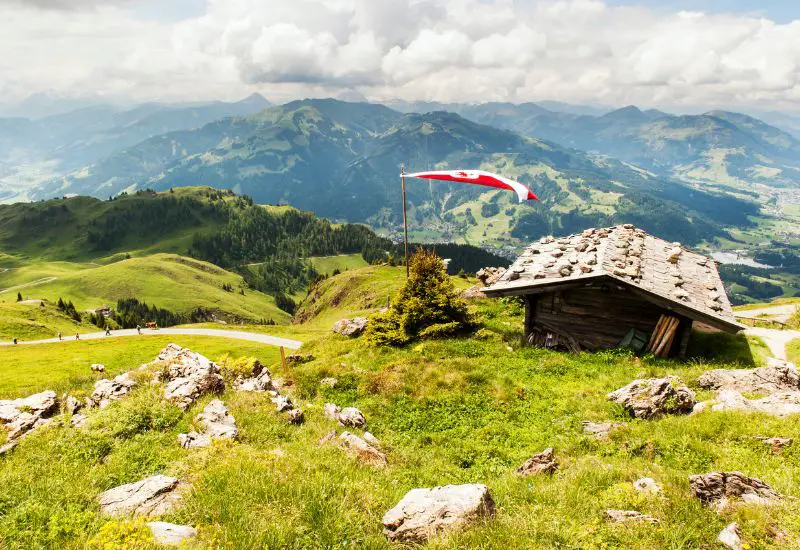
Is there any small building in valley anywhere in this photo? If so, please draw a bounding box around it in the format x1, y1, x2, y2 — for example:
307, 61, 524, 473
481, 224, 742, 357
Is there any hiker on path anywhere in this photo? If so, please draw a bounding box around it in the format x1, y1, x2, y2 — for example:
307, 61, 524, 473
75, 333, 80, 340
12, 338, 17, 345
58, 332, 62, 341
136, 324, 141, 334
105, 326, 111, 336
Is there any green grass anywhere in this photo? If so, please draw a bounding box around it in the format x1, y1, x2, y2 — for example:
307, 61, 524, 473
788, 339, 800, 364
0, 254, 289, 324
1, 268, 796, 548
0, 301, 89, 341
307, 254, 368, 276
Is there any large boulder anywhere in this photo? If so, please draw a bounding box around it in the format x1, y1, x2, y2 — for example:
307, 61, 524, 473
89, 373, 136, 409
339, 431, 387, 467
178, 400, 237, 449
382, 484, 495, 542
689, 472, 780, 507
324, 403, 367, 428
697, 389, 800, 418
332, 317, 368, 337
607, 376, 695, 419
98, 475, 183, 516
146, 522, 197, 546
151, 345, 224, 410
0, 390, 58, 440
698, 360, 800, 393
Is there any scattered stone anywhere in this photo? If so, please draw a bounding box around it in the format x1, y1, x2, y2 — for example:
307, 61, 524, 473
332, 317, 368, 337
98, 475, 183, 516
461, 285, 487, 299
363, 431, 380, 447
146, 522, 197, 546
718, 522, 743, 550
324, 403, 367, 428
605, 509, 659, 524
89, 373, 136, 409
754, 436, 793, 453
476, 267, 506, 286
700, 389, 800, 417
318, 430, 337, 445
582, 421, 624, 440
382, 484, 495, 542
0, 440, 18, 456
698, 361, 800, 393
319, 377, 338, 388
339, 431, 387, 467
689, 472, 780, 508
235, 368, 274, 393
153, 345, 224, 410
64, 395, 82, 415
286, 354, 314, 365
71, 414, 87, 428
0, 390, 58, 440
288, 408, 304, 424
632, 477, 662, 495
607, 376, 695, 419
90, 363, 106, 373
178, 400, 237, 449
517, 448, 558, 476
272, 395, 293, 412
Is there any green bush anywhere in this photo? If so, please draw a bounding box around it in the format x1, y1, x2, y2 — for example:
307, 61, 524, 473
366, 249, 473, 346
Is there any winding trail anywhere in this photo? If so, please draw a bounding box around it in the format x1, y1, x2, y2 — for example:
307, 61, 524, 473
744, 327, 800, 360
0, 327, 302, 350
0, 276, 58, 295
735, 303, 797, 324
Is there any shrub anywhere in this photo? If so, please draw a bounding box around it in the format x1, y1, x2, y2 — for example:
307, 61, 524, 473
366, 248, 473, 346
88, 519, 156, 549
217, 354, 262, 381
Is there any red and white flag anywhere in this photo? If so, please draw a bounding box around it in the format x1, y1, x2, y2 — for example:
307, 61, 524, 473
405, 169, 538, 202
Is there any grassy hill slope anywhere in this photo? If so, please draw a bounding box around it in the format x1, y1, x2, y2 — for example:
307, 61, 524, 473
0, 301, 89, 341
0, 267, 794, 547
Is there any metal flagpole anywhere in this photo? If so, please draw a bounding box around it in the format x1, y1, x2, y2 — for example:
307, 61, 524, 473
400, 165, 410, 277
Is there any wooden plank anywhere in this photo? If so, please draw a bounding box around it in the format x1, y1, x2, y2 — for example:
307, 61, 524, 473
654, 317, 678, 356
646, 315, 667, 351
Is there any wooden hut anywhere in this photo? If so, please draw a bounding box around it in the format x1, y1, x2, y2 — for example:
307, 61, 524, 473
481, 224, 742, 357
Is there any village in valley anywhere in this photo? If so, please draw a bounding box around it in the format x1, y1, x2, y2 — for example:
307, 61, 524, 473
2, 1, 800, 549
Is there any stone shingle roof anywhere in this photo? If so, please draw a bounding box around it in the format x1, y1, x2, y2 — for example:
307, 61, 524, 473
482, 224, 741, 331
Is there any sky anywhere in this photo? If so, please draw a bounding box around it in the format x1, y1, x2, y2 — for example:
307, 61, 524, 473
2, 0, 800, 113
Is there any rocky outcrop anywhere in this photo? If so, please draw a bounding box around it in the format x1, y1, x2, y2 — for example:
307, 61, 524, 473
324, 403, 367, 428
147, 522, 197, 546
89, 373, 136, 409
695, 389, 800, 417
689, 472, 780, 508
382, 484, 495, 542
178, 400, 237, 449
332, 317, 368, 337
286, 353, 314, 365
718, 523, 743, 550
272, 395, 294, 412
287, 409, 304, 424
607, 376, 695, 419
235, 369, 274, 393
582, 421, 624, 440
476, 267, 506, 286
98, 475, 183, 516
632, 477, 662, 495
517, 448, 558, 476
0, 390, 58, 441
152, 344, 224, 410
698, 360, 800, 393
605, 509, 659, 524
339, 431, 387, 467
90, 364, 106, 373
755, 436, 792, 453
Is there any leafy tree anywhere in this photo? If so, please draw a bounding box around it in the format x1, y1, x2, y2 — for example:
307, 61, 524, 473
366, 249, 473, 346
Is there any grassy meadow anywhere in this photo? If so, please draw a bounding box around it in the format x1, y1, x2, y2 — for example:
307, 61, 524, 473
0, 265, 798, 548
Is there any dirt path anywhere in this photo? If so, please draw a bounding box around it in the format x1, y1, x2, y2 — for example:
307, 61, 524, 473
735, 303, 797, 324
744, 327, 800, 360
0, 276, 57, 295
0, 327, 303, 350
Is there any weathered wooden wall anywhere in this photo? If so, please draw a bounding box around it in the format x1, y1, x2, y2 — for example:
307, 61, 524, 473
524, 283, 690, 355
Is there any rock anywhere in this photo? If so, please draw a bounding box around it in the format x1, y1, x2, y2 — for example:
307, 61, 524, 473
718, 522, 743, 550
0, 440, 18, 456
98, 475, 183, 516
288, 408, 304, 424
476, 267, 506, 286
71, 414, 87, 428
754, 436, 793, 453
338, 431, 387, 467
607, 376, 696, 419
235, 368, 274, 392
632, 477, 662, 495
689, 472, 780, 507
382, 484, 495, 542
0, 390, 58, 440
286, 354, 314, 365
272, 395, 293, 412
319, 377, 338, 388
517, 448, 558, 476
605, 509, 659, 524
65, 395, 82, 415
332, 317, 368, 337
698, 362, 800, 393
582, 421, 624, 440
178, 400, 237, 449
90, 363, 106, 373
318, 430, 337, 445
363, 431, 380, 447
146, 522, 197, 546
324, 403, 367, 428
461, 285, 487, 299
152, 345, 224, 410
704, 389, 800, 417
89, 373, 136, 409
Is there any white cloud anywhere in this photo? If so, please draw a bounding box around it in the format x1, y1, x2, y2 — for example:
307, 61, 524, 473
1, 0, 800, 112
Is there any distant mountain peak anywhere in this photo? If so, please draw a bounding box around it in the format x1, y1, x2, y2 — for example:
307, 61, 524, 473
237, 93, 270, 107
